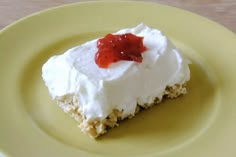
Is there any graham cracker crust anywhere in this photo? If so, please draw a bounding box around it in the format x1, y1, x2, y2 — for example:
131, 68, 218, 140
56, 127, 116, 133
57, 83, 187, 138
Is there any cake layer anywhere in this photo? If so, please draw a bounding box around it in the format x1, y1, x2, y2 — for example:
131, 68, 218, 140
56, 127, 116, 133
42, 24, 190, 121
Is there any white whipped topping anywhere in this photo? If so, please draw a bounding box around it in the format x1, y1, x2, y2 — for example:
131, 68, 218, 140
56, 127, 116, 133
42, 24, 190, 120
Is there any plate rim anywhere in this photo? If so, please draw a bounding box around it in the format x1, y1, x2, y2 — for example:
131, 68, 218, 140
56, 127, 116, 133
0, 0, 235, 36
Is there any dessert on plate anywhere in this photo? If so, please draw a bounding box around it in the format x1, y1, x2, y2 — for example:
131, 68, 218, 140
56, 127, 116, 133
42, 24, 190, 138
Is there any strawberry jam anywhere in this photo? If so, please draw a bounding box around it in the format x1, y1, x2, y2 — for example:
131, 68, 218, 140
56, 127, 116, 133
95, 33, 147, 68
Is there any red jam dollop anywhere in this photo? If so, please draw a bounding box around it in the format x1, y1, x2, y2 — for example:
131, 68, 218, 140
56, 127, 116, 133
95, 33, 147, 68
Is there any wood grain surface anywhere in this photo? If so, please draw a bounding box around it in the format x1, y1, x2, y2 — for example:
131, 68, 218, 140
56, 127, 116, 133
0, 0, 235, 32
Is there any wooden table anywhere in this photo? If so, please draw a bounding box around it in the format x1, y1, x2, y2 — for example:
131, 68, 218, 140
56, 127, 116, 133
0, 0, 235, 33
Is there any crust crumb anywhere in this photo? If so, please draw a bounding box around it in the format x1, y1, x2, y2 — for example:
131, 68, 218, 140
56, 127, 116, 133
57, 83, 187, 138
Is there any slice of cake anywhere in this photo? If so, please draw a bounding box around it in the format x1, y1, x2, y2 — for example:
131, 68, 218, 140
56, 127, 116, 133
42, 24, 190, 138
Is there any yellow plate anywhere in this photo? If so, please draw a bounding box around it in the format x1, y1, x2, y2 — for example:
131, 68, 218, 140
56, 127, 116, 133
0, 1, 236, 157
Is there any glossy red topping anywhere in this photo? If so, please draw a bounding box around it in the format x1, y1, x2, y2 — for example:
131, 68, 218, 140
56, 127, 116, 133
95, 33, 147, 68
